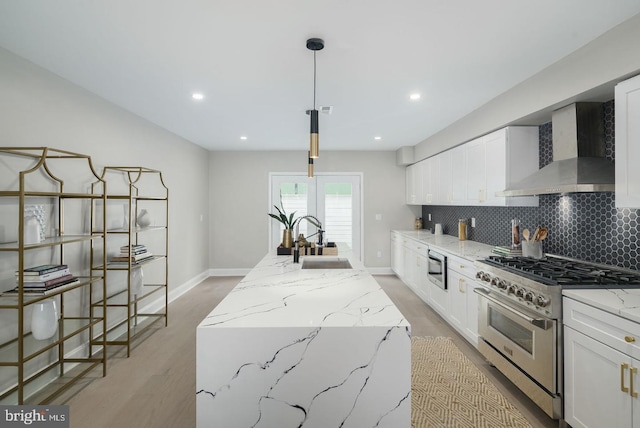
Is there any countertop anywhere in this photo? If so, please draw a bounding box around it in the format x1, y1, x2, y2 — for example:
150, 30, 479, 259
396, 230, 640, 326
198, 247, 410, 329
563, 288, 640, 324
393, 229, 495, 261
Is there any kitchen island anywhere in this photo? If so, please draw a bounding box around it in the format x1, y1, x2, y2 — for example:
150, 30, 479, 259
196, 249, 411, 428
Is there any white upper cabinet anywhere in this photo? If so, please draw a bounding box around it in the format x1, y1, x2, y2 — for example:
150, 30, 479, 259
405, 162, 422, 205
615, 74, 640, 208
408, 126, 539, 207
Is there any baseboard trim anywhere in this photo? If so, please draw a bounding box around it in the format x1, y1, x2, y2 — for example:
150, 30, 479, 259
367, 267, 394, 275
208, 268, 251, 277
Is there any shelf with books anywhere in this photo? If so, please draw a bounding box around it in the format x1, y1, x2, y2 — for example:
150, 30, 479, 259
97, 166, 168, 358
0, 147, 107, 405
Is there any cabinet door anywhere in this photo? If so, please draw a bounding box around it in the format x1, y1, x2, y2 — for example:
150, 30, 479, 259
465, 138, 486, 205
447, 269, 466, 331
484, 130, 507, 206
423, 156, 438, 204
390, 233, 402, 275
405, 163, 423, 205
564, 326, 632, 428
437, 150, 452, 205
449, 145, 467, 205
465, 282, 480, 346
616, 74, 640, 208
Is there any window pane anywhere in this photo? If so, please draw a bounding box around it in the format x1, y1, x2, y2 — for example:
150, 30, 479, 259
279, 183, 309, 237
324, 183, 352, 248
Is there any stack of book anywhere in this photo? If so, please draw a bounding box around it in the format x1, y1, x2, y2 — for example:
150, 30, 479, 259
10, 264, 79, 294
492, 246, 523, 256
111, 244, 153, 264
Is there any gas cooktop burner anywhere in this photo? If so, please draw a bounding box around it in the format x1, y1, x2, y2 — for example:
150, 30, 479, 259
484, 255, 640, 287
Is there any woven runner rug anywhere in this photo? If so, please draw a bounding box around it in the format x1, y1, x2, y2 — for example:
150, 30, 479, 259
411, 336, 533, 428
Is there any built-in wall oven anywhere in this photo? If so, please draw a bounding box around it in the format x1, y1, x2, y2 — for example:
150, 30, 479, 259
427, 248, 447, 290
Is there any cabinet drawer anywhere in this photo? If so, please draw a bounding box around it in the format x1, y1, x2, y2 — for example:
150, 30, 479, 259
564, 297, 640, 359
404, 237, 426, 254
447, 253, 477, 278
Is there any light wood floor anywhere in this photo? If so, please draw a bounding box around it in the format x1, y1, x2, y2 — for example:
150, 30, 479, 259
60, 275, 557, 428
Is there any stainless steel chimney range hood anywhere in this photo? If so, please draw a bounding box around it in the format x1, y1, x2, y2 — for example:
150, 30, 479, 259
497, 102, 615, 197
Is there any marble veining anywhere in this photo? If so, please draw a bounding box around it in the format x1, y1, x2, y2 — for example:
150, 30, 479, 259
394, 230, 495, 260
196, 249, 411, 427
564, 288, 640, 324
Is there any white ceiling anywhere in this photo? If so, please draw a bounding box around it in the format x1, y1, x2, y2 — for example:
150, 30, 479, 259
1, 1, 640, 152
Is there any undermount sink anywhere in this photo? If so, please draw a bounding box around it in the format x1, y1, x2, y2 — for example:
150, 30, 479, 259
301, 257, 352, 270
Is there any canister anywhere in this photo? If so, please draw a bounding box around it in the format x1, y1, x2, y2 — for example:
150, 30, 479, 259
458, 219, 467, 241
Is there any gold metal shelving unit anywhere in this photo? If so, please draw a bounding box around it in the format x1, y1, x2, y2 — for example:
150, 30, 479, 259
92, 166, 168, 357
0, 147, 107, 404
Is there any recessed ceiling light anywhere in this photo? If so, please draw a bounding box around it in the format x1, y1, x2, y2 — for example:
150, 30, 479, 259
240, 136, 248, 140
409, 93, 421, 100
374, 136, 382, 140
192, 93, 204, 100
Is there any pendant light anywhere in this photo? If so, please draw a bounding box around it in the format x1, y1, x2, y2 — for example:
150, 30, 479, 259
306, 38, 324, 159
307, 151, 314, 178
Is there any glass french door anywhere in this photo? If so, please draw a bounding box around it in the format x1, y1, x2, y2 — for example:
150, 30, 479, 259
269, 173, 362, 260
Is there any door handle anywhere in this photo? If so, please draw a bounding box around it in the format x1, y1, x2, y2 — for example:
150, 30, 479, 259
474, 288, 552, 330
622, 363, 630, 393
632, 367, 638, 398
459, 278, 465, 293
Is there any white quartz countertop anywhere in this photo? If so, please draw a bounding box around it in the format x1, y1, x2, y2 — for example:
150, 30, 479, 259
563, 288, 640, 324
393, 229, 495, 261
198, 248, 410, 329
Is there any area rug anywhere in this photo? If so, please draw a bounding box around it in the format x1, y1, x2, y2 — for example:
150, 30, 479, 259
411, 336, 533, 428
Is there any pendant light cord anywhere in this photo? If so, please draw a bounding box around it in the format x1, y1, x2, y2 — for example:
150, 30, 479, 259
313, 51, 317, 109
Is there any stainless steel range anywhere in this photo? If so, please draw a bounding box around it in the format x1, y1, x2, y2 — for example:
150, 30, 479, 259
474, 254, 640, 421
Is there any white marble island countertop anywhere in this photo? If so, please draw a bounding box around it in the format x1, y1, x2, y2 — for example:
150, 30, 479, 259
199, 249, 410, 329
196, 249, 411, 428
563, 288, 640, 324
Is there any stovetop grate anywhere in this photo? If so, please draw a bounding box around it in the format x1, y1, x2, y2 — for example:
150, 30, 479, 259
484, 255, 640, 287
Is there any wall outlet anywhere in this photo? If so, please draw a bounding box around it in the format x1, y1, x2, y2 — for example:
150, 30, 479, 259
471, 217, 476, 228
375, 213, 382, 221
377, 250, 382, 258
428, 213, 432, 221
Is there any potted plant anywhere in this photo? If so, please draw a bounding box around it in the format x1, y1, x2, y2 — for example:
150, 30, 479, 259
268, 205, 297, 248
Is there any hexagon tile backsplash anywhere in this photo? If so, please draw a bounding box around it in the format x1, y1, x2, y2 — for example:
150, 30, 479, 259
422, 100, 640, 271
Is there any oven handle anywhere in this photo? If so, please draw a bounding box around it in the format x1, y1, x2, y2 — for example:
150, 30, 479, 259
474, 288, 552, 330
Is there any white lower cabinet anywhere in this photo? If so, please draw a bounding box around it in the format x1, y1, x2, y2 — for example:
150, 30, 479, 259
564, 297, 640, 428
390, 233, 482, 349
447, 254, 480, 346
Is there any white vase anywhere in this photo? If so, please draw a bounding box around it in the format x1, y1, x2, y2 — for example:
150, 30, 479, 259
31, 299, 59, 340
137, 209, 151, 228
130, 267, 144, 296
24, 216, 41, 245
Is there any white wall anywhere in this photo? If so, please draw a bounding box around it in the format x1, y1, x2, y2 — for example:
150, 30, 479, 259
0, 47, 211, 289
209, 151, 415, 270
414, 12, 640, 161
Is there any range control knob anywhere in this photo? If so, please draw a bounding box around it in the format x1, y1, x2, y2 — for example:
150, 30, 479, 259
515, 288, 525, 298
480, 272, 491, 282
498, 280, 509, 290
535, 295, 550, 307
524, 291, 535, 302
490, 277, 500, 286
475, 271, 484, 279
507, 284, 517, 294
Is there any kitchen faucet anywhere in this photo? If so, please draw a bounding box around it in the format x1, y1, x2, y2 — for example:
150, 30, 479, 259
293, 215, 323, 263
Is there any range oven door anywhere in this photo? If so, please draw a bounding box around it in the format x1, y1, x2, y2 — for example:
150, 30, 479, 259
475, 287, 557, 393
